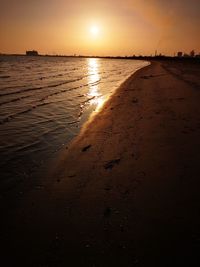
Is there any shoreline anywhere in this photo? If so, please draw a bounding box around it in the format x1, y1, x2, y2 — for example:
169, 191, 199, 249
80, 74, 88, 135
1, 60, 200, 266
0, 58, 149, 193
41, 62, 151, 187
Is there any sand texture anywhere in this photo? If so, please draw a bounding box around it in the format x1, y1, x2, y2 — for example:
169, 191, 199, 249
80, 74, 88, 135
1, 60, 200, 266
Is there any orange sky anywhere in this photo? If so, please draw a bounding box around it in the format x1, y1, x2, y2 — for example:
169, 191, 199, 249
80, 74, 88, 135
0, 0, 199, 56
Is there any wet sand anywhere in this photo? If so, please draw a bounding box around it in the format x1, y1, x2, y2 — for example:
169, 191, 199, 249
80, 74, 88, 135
1, 60, 200, 266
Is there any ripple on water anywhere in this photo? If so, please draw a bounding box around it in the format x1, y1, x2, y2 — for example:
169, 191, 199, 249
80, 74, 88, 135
0, 56, 149, 188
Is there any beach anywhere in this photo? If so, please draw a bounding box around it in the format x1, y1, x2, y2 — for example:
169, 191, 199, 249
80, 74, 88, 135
1, 60, 200, 266
0, 56, 148, 189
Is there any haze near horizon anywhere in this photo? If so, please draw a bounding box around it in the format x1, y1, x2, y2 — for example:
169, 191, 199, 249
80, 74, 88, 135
0, 0, 199, 56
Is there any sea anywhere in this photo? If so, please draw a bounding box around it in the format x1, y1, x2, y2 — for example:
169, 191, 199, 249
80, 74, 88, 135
0, 56, 149, 190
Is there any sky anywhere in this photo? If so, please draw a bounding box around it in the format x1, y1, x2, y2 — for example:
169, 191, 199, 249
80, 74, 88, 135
0, 0, 200, 56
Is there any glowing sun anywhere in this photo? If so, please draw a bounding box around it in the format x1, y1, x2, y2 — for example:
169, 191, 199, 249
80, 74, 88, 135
90, 25, 100, 36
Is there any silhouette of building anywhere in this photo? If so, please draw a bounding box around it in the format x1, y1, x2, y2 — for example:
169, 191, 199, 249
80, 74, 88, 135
190, 50, 195, 57
26, 50, 39, 56
177, 52, 183, 57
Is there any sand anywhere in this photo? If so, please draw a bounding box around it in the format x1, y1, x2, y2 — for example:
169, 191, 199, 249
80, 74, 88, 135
1, 60, 200, 266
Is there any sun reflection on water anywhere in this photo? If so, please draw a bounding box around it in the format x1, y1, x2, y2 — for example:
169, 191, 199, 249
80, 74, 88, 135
87, 58, 105, 111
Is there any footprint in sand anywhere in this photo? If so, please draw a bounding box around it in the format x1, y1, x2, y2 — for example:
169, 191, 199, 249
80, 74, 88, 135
82, 144, 92, 152
104, 158, 121, 170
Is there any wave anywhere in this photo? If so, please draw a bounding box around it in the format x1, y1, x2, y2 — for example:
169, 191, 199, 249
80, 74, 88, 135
0, 75, 11, 79
0, 72, 102, 98
0, 100, 62, 125
0, 94, 31, 106
0, 77, 101, 107
0, 78, 102, 125
0, 78, 83, 97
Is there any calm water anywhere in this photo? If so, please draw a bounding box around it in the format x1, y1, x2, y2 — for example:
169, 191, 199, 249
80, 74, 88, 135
0, 56, 149, 189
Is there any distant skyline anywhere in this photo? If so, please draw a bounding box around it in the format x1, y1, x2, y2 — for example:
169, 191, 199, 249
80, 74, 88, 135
0, 0, 200, 56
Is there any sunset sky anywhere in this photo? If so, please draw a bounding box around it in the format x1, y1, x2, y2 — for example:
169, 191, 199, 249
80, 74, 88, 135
0, 0, 199, 56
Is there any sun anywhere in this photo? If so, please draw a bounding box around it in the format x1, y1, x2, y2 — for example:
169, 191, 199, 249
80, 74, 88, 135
90, 25, 99, 36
